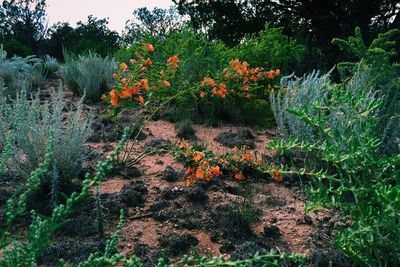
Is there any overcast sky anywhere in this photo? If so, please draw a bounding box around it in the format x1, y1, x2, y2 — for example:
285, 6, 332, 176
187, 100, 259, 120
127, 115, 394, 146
46, 0, 174, 33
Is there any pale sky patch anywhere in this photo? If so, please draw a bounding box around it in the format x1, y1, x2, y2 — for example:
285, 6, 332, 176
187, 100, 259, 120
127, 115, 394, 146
46, 0, 174, 33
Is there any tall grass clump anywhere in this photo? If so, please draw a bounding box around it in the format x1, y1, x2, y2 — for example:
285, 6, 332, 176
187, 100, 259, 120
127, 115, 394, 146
42, 55, 60, 77
60, 51, 116, 102
0, 45, 46, 96
4, 83, 93, 185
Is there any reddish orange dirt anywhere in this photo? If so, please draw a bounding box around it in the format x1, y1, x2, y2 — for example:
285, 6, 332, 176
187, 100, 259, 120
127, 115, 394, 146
93, 116, 332, 259
7, 82, 335, 265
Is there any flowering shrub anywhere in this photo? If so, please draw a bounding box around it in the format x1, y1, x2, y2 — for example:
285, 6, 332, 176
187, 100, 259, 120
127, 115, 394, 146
176, 141, 283, 186
103, 43, 179, 112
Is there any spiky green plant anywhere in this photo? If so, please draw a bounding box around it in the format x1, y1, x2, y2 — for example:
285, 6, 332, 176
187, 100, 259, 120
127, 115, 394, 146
267, 67, 400, 266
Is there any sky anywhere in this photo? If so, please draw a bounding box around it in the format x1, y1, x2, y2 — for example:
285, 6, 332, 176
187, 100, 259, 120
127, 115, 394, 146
46, 0, 174, 34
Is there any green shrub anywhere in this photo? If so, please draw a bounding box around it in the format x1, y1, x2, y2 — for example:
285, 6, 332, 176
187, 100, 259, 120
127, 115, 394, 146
5, 84, 93, 183
234, 23, 305, 73
60, 51, 116, 102
268, 67, 400, 266
333, 27, 400, 154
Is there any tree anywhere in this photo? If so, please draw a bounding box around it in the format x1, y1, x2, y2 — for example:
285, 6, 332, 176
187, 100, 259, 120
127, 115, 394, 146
122, 6, 187, 44
46, 16, 120, 59
0, 0, 47, 56
174, 0, 400, 69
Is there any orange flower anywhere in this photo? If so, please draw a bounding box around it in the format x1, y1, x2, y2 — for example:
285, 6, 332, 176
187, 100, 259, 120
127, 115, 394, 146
163, 80, 171, 87
202, 161, 209, 167
101, 95, 106, 101
110, 89, 118, 106
120, 63, 128, 70
179, 141, 189, 149
250, 75, 257, 82
145, 58, 152, 65
140, 79, 149, 90
275, 69, 281, 76
112, 73, 118, 79
234, 172, 244, 181
199, 91, 206, 98
242, 85, 249, 91
138, 95, 144, 104
273, 170, 283, 182
210, 166, 220, 176
196, 168, 205, 179
242, 153, 253, 161
119, 85, 132, 99
193, 152, 203, 162
167, 55, 179, 68
146, 43, 154, 52
201, 77, 216, 87
267, 70, 275, 80
131, 87, 140, 95
270, 165, 283, 182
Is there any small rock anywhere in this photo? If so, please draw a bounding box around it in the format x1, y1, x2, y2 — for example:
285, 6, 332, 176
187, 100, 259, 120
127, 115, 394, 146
123, 166, 142, 179
297, 215, 313, 225
270, 217, 278, 224
219, 241, 235, 253
185, 185, 208, 203
158, 234, 199, 256
149, 200, 169, 212
163, 166, 180, 182
263, 224, 281, 238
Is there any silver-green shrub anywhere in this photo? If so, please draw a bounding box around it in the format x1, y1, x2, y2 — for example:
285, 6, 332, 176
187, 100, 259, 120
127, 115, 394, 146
42, 55, 60, 77
269, 69, 332, 141
0, 45, 46, 95
270, 66, 398, 154
8, 84, 93, 180
60, 51, 116, 102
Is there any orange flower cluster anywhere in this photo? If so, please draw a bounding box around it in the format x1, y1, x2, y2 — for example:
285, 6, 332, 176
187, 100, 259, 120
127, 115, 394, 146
198, 59, 281, 100
227, 59, 280, 82
177, 140, 284, 186
178, 141, 221, 186
199, 77, 228, 98
167, 55, 179, 69
211, 83, 228, 98
200, 77, 216, 87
